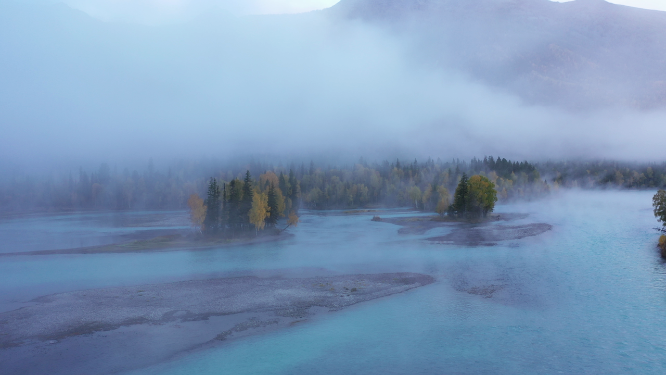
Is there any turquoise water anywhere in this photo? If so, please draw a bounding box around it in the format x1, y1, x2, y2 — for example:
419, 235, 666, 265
2, 191, 666, 373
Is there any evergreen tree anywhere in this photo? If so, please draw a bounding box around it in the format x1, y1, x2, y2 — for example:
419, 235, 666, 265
654, 190, 666, 229
449, 173, 469, 218
288, 169, 300, 213
267, 183, 279, 226
279, 172, 289, 197
203, 178, 220, 233
220, 183, 228, 233
241, 171, 254, 230
227, 178, 242, 231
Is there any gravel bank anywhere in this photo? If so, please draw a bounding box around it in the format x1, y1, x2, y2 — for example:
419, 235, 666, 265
0, 273, 434, 375
378, 213, 530, 235
427, 223, 552, 246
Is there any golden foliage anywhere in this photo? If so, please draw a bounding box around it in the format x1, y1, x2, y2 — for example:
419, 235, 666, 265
249, 192, 269, 231
435, 194, 450, 217
187, 194, 206, 232
259, 171, 279, 192
287, 211, 300, 227
467, 175, 498, 217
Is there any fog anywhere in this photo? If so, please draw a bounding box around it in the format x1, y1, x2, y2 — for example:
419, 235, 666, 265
5, 3, 666, 374
59, 0, 343, 23
2, 0, 666, 175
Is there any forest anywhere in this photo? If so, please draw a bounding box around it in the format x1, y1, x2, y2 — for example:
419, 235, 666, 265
2, 157, 666, 215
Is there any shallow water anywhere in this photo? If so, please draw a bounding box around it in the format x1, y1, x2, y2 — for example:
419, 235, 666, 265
0, 210, 190, 254
2, 190, 666, 374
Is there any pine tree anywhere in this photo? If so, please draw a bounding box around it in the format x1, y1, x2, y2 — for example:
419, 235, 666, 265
279, 172, 289, 197
288, 169, 300, 213
267, 183, 279, 226
449, 173, 469, 218
241, 171, 254, 230
220, 183, 228, 233
203, 178, 220, 233
227, 179, 242, 232
654, 190, 666, 229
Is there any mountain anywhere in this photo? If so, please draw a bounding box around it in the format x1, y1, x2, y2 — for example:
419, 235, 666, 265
326, 0, 666, 109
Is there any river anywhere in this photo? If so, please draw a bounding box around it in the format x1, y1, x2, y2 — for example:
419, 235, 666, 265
1, 190, 665, 374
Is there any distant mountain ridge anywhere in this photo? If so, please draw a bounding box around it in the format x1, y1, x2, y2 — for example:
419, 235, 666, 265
2, 0, 665, 110
326, 0, 666, 109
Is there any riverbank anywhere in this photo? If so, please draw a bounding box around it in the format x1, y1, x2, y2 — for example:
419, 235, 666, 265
0, 272, 434, 375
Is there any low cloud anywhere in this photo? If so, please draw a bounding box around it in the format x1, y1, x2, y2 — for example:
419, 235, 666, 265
1, 2, 665, 174
61, 0, 341, 24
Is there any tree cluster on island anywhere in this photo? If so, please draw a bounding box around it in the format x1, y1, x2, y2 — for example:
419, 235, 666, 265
188, 170, 300, 237
447, 173, 498, 220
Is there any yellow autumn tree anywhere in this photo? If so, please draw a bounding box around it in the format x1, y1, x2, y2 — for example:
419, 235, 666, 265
422, 185, 433, 210
435, 186, 450, 217
187, 194, 206, 233
282, 211, 300, 232
249, 191, 269, 235
467, 175, 498, 218
408, 186, 422, 208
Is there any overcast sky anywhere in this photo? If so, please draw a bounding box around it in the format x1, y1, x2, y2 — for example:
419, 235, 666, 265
59, 0, 666, 24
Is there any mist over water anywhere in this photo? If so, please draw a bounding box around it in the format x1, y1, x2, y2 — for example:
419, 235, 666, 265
1, 191, 664, 373
2, 1, 666, 374
124, 190, 666, 374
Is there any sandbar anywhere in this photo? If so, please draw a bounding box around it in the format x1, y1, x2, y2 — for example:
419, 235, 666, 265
0, 272, 434, 375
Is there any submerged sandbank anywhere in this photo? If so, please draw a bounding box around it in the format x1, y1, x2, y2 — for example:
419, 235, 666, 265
0, 272, 434, 375
427, 223, 552, 246
0, 231, 293, 257
376, 213, 551, 245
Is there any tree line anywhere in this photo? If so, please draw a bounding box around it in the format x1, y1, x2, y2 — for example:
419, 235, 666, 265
4, 157, 666, 215
299, 156, 546, 210
189, 167, 501, 236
